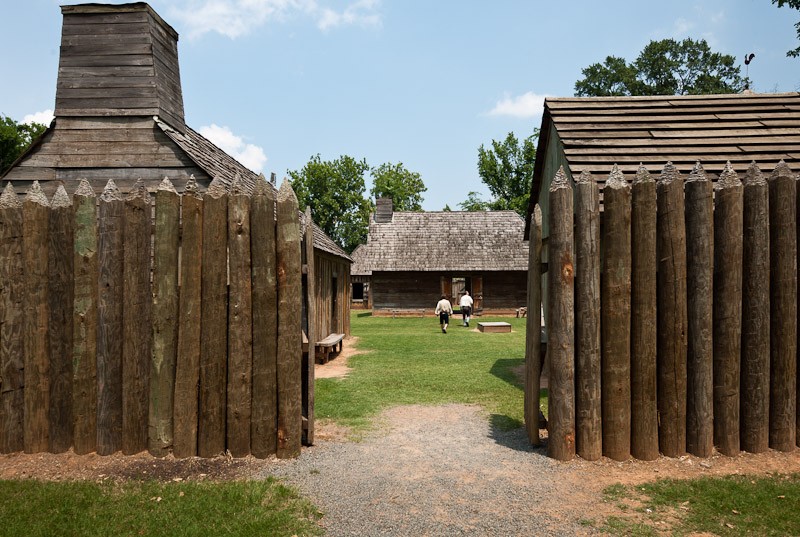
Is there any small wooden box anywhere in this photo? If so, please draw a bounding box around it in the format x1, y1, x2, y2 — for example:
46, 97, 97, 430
477, 322, 511, 333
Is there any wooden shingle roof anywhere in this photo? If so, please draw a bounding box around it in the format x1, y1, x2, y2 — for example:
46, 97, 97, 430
351, 211, 528, 275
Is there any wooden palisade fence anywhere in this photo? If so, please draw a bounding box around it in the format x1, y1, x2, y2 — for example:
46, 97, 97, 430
0, 175, 311, 459
526, 160, 799, 461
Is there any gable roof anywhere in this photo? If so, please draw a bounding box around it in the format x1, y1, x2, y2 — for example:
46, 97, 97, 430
351, 211, 528, 275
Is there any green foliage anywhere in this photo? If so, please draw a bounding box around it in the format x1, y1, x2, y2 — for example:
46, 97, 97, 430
575, 38, 748, 96
442, 204, 452, 211
774, 0, 800, 57
457, 191, 490, 212
370, 162, 426, 211
0, 115, 47, 175
470, 131, 537, 216
289, 154, 372, 253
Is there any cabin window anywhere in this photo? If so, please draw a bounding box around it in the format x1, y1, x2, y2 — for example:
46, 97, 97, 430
352, 282, 364, 300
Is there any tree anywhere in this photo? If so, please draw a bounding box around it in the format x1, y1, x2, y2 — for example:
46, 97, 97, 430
0, 115, 47, 175
288, 154, 372, 253
575, 38, 748, 96
471, 131, 537, 216
458, 191, 490, 212
370, 162, 426, 211
773, 0, 800, 57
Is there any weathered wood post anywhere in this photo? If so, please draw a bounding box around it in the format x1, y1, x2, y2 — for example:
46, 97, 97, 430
685, 162, 714, 458
0, 184, 24, 453
713, 162, 743, 456
524, 205, 542, 446
227, 175, 253, 458
601, 165, 631, 461
173, 177, 203, 458
48, 185, 74, 454
547, 166, 575, 461
199, 177, 228, 457
769, 160, 797, 452
657, 162, 688, 458
631, 165, 659, 461
97, 179, 124, 455
251, 177, 278, 458
276, 179, 303, 459
741, 162, 770, 454
23, 181, 51, 453
72, 180, 97, 455
574, 171, 601, 460
151, 178, 180, 457
303, 206, 317, 446
121, 180, 152, 455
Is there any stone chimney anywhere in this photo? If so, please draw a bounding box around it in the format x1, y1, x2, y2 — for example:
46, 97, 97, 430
56, 3, 186, 132
374, 197, 393, 223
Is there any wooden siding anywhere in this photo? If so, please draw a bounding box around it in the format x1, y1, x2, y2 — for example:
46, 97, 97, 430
313, 251, 351, 337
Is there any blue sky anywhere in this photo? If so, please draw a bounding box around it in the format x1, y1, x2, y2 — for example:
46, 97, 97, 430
2, 1, 798, 210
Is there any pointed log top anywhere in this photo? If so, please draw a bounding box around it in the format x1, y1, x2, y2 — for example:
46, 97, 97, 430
686, 161, 709, 183
230, 173, 246, 196
157, 176, 177, 194
253, 174, 270, 196
533, 204, 542, 227
770, 159, 795, 182
278, 178, 298, 204
25, 181, 50, 207
305, 205, 312, 219
206, 175, 227, 198
127, 178, 151, 202
550, 166, 570, 192
184, 174, 202, 198
0, 183, 21, 209
716, 161, 742, 190
74, 178, 95, 198
100, 179, 123, 202
51, 184, 72, 209
743, 161, 766, 187
605, 163, 628, 189
658, 162, 681, 185
633, 164, 654, 185
576, 170, 593, 185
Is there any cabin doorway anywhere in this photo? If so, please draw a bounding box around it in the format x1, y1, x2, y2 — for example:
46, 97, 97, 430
442, 276, 483, 314
331, 276, 339, 331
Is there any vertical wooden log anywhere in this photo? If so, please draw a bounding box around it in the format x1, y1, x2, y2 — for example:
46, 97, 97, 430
276, 179, 303, 459
601, 165, 632, 461
574, 171, 601, 460
122, 180, 152, 455
769, 160, 797, 452
524, 205, 543, 446
0, 184, 24, 453
251, 177, 278, 458
657, 163, 688, 458
302, 206, 317, 446
547, 166, 575, 461
199, 177, 228, 457
685, 162, 714, 458
226, 176, 253, 458
72, 180, 97, 455
48, 185, 74, 453
631, 165, 659, 461
740, 162, 770, 454
173, 177, 203, 458
23, 181, 50, 453
713, 162, 743, 456
97, 179, 124, 455
151, 178, 180, 457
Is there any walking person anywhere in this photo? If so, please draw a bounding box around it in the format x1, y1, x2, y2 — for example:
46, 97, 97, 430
435, 294, 453, 333
460, 290, 474, 327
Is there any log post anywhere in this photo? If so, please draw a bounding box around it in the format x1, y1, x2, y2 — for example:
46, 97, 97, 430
122, 180, 152, 455
524, 205, 543, 446
23, 181, 51, 453
685, 162, 714, 458
251, 177, 278, 458
199, 177, 228, 457
173, 177, 203, 458
631, 165, 659, 461
601, 165, 632, 461
303, 206, 316, 446
0, 184, 24, 453
227, 175, 253, 458
740, 162, 770, 454
768, 160, 797, 452
547, 166, 575, 461
574, 171, 601, 461
657, 163, 688, 458
713, 162, 743, 456
276, 179, 303, 459
48, 185, 74, 454
72, 180, 97, 455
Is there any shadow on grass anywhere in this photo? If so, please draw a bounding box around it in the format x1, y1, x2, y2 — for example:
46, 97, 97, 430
356, 311, 373, 318
489, 357, 524, 389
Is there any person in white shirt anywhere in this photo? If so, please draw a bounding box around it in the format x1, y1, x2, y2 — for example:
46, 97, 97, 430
459, 291, 474, 327
435, 294, 453, 333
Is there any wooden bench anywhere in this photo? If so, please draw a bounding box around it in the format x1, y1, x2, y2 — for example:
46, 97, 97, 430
478, 322, 512, 333
315, 333, 345, 363
516, 307, 528, 318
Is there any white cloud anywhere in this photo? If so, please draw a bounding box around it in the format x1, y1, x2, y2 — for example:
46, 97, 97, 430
671, 17, 693, 37
487, 92, 549, 119
170, 0, 381, 39
22, 109, 54, 126
199, 123, 268, 173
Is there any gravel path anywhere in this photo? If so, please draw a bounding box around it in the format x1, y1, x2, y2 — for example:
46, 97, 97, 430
261, 404, 598, 536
